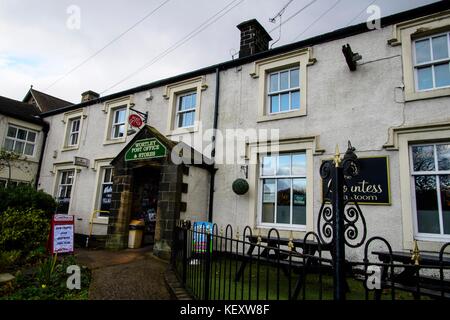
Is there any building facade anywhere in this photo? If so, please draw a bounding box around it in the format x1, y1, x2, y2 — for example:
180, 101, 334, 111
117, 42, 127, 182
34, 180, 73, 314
0, 89, 72, 188
36, 2, 450, 259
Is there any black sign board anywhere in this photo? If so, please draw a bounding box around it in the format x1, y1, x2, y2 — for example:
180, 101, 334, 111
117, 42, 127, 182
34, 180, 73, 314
321, 156, 391, 205
100, 184, 112, 212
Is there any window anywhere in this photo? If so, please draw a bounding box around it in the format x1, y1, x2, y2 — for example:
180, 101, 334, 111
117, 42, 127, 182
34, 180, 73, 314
267, 68, 300, 114
111, 107, 126, 139
410, 142, 450, 238
176, 92, 196, 128
163, 76, 207, 134
414, 32, 450, 91
0, 179, 27, 188
260, 152, 307, 227
4, 125, 37, 156
56, 170, 74, 214
390, 12, 450, 101
99, 167, 113, 214
67, 117, 81, 146
251, 48, 313, 121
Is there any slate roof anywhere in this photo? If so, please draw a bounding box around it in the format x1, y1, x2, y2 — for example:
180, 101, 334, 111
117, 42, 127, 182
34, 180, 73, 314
0, 95, 45, 125
23, 88, 73, 113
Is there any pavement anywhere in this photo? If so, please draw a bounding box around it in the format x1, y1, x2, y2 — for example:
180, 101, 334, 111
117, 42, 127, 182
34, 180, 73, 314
75, 246, 172, 300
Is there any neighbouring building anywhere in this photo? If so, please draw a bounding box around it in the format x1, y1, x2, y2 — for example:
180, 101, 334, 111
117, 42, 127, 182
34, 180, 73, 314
0, 88, 72, 188
35, 2, 450, 259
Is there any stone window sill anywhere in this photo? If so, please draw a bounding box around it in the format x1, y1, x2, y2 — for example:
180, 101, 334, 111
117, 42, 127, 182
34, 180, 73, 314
257, 110, 306, 123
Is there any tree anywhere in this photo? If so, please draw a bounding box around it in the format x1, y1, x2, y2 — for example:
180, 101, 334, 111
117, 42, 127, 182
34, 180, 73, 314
0, 149, 21, 186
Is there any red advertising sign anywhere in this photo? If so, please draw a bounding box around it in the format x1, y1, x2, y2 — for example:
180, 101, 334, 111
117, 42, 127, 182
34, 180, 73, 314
128, 114, 143, 128
48, 214, 75, 254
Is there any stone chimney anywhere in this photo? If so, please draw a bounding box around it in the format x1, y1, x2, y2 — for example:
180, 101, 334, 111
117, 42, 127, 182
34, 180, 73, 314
81, 90, 100, 103
237, 19, 272, 58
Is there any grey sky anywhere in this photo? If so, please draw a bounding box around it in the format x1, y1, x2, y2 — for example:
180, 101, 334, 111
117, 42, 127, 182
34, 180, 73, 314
0, 0, 439, 102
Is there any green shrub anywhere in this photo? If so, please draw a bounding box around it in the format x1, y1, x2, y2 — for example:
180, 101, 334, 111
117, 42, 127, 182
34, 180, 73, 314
0, 250, 21, 270
0, 185, 56, 217
0, 208, 50, 252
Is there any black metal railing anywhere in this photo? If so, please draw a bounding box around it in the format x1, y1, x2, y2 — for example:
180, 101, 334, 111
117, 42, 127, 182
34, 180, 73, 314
171, 221, 450, 300
171, 142, 450, 300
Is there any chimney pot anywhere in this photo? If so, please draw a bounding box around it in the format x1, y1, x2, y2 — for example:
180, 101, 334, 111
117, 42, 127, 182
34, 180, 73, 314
81, 90, 100, 102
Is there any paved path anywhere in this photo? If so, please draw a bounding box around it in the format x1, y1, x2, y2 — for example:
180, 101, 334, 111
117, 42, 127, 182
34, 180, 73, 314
75, 247, 172, 300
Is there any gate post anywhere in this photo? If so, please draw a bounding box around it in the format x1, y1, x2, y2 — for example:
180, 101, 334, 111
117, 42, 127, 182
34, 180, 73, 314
332, 158, 346, 301
182, 220, 190, 286
203, 229, 212, 300
318, 142, 365, 301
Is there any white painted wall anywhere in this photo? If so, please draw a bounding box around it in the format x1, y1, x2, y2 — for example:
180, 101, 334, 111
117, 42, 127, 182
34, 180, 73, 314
38, 23, 450, 257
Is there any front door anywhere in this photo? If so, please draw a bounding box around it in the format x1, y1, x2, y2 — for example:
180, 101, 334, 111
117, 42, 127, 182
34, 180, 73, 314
131, 167, 160, 245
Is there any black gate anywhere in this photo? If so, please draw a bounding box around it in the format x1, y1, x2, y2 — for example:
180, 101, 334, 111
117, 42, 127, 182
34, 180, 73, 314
171, 143, 450, 300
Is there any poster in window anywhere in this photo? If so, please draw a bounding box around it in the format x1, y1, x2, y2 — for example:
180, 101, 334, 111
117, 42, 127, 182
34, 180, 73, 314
100, 184, 112, 212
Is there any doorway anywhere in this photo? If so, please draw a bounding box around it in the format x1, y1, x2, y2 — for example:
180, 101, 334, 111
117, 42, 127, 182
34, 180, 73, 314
131, 167, 161, 246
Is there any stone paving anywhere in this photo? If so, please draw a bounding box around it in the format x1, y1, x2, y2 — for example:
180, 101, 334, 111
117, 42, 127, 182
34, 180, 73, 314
75, 246, 172, 300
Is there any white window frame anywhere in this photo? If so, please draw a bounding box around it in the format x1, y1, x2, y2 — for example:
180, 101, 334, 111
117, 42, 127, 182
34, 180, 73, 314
57, 169, 74, 199
388, 11, 450, 101
4, 124, 37, 157
67, 117, 81, 147
267, 67, 300, 115
175, 91, 197, 129
103, 98, 130, 145
258, 152, 307, 231
409, 142, 450, 241
250, 48, 314, 122
163, 76, 207, 136
110, 106, 127, 140
413, 31, 450, 92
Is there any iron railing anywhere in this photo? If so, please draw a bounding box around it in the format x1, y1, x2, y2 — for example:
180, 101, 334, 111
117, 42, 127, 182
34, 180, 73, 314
171, 221, 450, 300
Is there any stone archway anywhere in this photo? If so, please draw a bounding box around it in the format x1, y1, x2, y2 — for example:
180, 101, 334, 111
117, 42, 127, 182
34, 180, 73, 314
105, 126, 183, 260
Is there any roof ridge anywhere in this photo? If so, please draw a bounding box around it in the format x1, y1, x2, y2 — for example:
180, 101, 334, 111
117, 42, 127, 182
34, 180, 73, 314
30, 88, 74, 105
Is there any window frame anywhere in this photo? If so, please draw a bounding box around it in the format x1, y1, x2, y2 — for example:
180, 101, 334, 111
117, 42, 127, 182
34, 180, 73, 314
67, 117, 81, 147
258, 152, 308, 230
389, 11, 450, 101
175, 91, 197, 129
266, 67, 301, 115
413, 31, 450, 92
163, 76, 207, 135
4, 124, 37, 157
409, 142, 450, 241
103, 98, 130, 145
57, 169, 74, 199
110, 106, 127, 140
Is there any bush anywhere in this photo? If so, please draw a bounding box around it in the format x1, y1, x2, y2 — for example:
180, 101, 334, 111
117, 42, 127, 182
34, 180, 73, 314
0, 255, 91, 300
0, 250, 21, 270
0, 185, 56, 217
0, 208, 50, 252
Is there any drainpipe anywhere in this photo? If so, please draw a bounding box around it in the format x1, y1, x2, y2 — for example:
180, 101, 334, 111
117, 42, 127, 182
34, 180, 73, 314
35, 121, 49, 189
208, 67, 220, 222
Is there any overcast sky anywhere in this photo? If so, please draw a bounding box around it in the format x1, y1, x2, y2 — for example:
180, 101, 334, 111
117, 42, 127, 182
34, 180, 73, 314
0, 0, 439, 103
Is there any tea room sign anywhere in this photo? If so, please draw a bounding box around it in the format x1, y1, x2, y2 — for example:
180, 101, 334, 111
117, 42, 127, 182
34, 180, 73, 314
321, 156, 391, 205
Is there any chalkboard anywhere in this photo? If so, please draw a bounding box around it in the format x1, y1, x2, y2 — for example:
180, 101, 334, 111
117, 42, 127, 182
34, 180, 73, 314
322, 156, 391, 205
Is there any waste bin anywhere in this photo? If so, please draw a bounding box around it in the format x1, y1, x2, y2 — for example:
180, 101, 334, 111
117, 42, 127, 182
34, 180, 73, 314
128, 220, 145, 249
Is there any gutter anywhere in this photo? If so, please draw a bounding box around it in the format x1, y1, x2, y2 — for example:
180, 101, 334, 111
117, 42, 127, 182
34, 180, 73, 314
35, 121, 49, 189
208, 67, 220, 222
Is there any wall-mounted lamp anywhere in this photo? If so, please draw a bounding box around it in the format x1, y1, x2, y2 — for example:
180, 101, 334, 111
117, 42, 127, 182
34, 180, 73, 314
342, 44, 362, 71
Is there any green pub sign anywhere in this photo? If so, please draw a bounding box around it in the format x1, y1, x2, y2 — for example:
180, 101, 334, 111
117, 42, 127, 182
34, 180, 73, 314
125, 138, 167, 161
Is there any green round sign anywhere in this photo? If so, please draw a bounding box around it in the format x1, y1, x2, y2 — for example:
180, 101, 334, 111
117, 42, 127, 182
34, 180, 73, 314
232, 178, 249, 195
